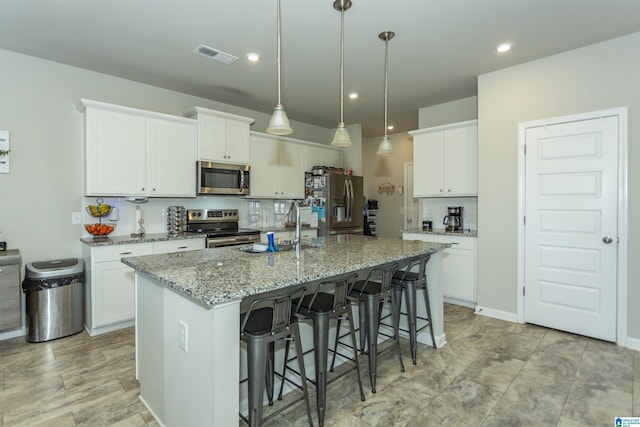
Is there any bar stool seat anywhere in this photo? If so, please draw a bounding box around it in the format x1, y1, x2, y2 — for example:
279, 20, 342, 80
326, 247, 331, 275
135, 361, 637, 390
333, 263, 405, 393
390, 254, 436, 365
240, 287, 313, 427
279, 273, 365, 427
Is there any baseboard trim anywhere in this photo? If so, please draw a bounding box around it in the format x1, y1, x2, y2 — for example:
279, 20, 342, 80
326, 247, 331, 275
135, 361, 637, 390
0, 326, 25, 341
474, 306, 518, 323
624, 336, 640, 351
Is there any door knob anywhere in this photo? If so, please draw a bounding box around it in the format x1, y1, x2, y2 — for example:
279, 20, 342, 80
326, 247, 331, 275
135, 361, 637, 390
602, 236, 613, 244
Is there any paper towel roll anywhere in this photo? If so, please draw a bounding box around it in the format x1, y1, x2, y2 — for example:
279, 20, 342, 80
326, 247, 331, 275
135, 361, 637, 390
135, 208, 142, 232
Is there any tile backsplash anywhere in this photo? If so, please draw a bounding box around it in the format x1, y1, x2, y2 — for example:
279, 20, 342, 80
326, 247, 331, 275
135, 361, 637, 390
421, 197, 477, 230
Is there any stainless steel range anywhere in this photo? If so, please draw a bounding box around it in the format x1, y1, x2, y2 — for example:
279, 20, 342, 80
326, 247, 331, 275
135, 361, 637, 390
187, 209, 260, 248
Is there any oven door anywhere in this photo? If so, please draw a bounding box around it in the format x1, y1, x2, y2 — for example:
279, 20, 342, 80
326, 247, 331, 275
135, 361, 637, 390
197, 161, 250, 196
207, 234, 260, 248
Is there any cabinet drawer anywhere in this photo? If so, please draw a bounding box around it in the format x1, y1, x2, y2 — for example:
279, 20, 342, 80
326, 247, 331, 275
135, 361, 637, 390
92, 244, 153, 263
154, 239, 204, 254
437, 235, 475, 250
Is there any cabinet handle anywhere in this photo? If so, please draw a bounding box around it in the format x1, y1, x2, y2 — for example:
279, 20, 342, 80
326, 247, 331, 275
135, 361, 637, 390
447, 189, 451, 192
141, 187, 145, 191
177, 246, 188, 249
120, 251, 133, 255
440, 189, 443, 192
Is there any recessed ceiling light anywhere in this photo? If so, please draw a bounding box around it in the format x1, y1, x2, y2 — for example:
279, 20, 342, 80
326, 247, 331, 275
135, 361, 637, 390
349, 92, 358, 99
496, 43, 512, 53
247, 53, 260, 62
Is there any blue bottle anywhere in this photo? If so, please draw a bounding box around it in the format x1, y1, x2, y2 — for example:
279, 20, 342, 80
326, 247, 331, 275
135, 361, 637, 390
266, 232, 276, 252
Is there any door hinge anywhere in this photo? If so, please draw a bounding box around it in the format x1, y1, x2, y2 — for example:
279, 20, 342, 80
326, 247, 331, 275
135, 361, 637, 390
523, 286, 525, 296
523, 216, 526, 226
524, 145, 527, 155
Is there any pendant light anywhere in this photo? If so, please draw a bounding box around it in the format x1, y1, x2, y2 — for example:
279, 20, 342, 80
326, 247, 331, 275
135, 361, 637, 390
267, 0, 293, 135
376, 31, 395, 156
331, 0, 352, 147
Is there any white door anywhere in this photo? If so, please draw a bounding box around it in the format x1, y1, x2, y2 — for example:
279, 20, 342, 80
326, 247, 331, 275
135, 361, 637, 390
404, 162, 420, 229
524, 115, 618, 341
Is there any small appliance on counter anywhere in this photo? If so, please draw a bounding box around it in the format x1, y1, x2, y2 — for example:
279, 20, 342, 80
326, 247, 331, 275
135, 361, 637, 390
166, 206, 186, 235
443, 206, 463, 232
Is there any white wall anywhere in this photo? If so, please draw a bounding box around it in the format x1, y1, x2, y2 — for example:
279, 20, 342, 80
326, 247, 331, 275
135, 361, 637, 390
0, 49, 335, 270
477, 33, 640, 340
361, 132, 412, 238
418, 96, 477, 129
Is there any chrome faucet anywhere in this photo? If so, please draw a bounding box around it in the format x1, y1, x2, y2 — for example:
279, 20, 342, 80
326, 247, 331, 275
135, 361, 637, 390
291, 201, 302, 257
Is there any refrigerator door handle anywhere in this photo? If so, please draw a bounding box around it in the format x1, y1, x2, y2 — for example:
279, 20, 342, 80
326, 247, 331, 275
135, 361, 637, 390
348, 179, 354, 221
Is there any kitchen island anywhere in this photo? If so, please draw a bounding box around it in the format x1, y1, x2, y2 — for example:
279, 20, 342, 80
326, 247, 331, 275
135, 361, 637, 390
123, 234, 448, 426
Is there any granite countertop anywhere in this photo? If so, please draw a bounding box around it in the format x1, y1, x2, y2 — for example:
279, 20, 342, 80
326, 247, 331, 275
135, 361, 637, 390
122, 234, 448, 307
80, 232, 205, 247
403, 228, 478, 238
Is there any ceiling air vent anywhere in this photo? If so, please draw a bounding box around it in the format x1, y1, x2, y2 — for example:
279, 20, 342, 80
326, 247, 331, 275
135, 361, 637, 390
192, 44, 238, 64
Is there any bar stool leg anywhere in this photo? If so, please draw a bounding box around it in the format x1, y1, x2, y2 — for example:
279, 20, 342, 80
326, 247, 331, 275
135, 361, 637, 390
246, 339, 267, 427
421, 284, 437, 349
389, 290, 406, 374
312, 314, 330, 427
358, 301, 367, 354
364, 296, 379, 393
392, 285, 403, 340
346, 304, 366, 402
266, 341, 275, 405
402, 282, 417, 365
291, 324, 314, 427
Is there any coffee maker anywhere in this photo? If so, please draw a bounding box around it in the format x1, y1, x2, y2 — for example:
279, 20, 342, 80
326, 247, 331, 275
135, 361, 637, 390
443, 206, 463, 232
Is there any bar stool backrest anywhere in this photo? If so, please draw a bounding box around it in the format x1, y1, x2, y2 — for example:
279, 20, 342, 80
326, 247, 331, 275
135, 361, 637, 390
241, 288, 306, 337
355, 262, 400, 295
397, 255, 431, 283
303, 273, 359, 313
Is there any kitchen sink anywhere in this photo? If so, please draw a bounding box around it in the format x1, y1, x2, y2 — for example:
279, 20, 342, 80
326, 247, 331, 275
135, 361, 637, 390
236, 243, 317, 254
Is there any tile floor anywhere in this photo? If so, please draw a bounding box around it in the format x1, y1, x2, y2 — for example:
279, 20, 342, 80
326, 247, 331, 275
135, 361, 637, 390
1, 304, 638, 426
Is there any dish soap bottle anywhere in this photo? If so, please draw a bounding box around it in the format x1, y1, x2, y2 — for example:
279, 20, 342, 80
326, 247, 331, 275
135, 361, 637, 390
266, 232, 276, 252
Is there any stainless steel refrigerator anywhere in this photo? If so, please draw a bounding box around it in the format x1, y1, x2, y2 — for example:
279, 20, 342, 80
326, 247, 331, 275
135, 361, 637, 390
307, 173, 364, 236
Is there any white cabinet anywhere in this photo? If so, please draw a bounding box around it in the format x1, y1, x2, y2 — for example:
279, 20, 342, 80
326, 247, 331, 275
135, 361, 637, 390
410, 120, 477, 197
303, 145, 343, 172
402, 232, 476, 305
82, 99, 197, 197
249, 133, 304, 199
188, 107, 254, 164
82, 238, 204, 336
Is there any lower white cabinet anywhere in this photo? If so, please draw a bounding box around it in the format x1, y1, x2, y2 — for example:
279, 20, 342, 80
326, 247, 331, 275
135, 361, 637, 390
82, 238, 204, 335
402, 233, 476, 305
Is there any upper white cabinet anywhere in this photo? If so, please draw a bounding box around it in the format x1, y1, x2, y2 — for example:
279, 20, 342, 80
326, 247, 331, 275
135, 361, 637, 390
303, 145, 343, 171
187, 107, 254, 164
410, 120, 477, 197
82, 99, 197, 197
249, 133, 304, 199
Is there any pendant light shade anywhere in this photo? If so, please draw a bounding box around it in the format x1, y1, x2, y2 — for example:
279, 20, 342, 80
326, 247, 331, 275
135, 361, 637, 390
377, 31, 395, 156
267, 0, 293, 136
331, 0, 352, 147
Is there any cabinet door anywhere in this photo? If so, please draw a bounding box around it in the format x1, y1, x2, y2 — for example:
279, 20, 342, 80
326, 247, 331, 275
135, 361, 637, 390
198, 114, 227, 162
85, 108, 146, 196
249, 135, 279, 197
413, 132, 445, 197
93, 260, 136, 327
277, 141, 304, 198
0, 264, 20, 331
225, 120, 250, 164
445, 124, 477, 196
148, 119, 197, 197
441, 247, 476, 302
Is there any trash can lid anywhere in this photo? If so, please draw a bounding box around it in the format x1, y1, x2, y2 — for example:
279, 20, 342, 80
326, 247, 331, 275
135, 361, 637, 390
25, 258, 84, 279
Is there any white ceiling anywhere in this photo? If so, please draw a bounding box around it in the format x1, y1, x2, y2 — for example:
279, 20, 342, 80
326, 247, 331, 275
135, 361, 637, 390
1, 0, 639, 137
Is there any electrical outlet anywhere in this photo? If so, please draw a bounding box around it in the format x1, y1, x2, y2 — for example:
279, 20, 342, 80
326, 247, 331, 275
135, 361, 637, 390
71, 212, 82, 225
178, 320, 188, 352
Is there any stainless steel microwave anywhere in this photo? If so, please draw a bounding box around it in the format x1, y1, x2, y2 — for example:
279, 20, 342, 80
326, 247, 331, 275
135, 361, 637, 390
197, 161, 250, 196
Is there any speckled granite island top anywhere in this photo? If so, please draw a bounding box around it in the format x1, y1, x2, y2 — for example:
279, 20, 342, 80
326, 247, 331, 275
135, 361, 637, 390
122, 234, 448, 307
403, 228, 478, 238
80, 232, 204, 247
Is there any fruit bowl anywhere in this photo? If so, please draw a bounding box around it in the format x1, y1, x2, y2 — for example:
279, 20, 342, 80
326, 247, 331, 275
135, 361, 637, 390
86, 204, 112, 218
85, 223, 116, 237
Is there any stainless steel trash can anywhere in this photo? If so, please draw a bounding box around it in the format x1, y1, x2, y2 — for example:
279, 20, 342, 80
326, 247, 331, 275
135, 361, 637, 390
22, 258, 84, 342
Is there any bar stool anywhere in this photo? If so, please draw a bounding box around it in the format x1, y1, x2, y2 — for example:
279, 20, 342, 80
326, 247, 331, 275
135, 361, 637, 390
239, 287, 313, 427
279, 273, 365, 427
390, 254, 436, 365
332, 263, 404, 393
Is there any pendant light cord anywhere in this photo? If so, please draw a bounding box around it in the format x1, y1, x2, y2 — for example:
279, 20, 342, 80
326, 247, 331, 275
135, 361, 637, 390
383, 36, 389, 138
276, 0, 283, 106
339, 0, 345, 125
